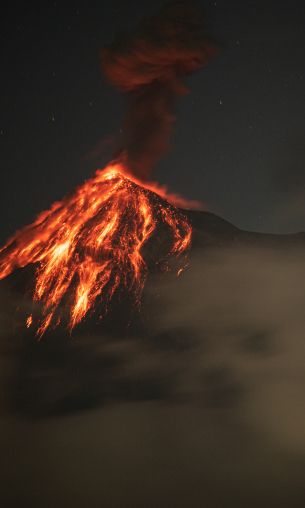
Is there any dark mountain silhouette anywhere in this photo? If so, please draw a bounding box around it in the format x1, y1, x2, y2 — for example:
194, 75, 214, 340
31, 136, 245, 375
187, 209, 305, 249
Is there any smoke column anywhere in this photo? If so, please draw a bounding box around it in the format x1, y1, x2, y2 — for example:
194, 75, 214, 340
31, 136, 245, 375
101, 2, 218, 180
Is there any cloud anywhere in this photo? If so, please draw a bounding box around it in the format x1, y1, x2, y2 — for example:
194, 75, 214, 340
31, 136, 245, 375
0, 242, 305, 506
147, 245, 305, 453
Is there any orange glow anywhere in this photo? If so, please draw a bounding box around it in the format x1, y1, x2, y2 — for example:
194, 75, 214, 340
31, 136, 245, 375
26, 315, 33, 328
0, 163, 192, 336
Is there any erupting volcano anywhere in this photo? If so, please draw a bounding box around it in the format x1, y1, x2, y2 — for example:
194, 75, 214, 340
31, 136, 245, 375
0, 163, 191, 336
0, 3, 218, 336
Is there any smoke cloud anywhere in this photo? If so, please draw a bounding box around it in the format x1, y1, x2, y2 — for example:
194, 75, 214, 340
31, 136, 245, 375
101, 2, 218, 179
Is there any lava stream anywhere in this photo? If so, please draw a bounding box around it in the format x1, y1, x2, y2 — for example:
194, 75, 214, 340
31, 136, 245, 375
0, 163, 192, 336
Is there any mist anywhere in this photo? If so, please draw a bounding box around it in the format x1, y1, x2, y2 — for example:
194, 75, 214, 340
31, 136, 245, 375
0, 242, 304, 507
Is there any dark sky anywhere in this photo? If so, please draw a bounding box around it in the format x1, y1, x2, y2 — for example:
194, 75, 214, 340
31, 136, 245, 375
0, 0, 304, 241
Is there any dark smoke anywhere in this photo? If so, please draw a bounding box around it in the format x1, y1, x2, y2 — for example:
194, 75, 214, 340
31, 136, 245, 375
101, 2, 218, 179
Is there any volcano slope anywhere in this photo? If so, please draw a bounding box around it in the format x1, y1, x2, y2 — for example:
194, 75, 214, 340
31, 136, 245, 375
0, 207, 304, 414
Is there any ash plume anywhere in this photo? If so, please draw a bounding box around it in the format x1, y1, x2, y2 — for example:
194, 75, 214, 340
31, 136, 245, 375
101, 2, 218, 180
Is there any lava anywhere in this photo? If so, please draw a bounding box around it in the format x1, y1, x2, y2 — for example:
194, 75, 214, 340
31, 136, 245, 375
0, 163, 192, 336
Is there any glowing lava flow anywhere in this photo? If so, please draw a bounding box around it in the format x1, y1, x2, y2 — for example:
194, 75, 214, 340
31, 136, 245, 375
0, 163, 192, 336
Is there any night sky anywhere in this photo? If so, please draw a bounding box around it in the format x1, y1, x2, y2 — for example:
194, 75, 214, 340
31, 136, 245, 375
1, 1, 304, 243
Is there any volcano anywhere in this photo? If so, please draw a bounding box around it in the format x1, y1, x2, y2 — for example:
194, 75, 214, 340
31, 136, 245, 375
0, 163, 193, 336
1, 181, 304, 342
0, 0, 303, 339
0, 4, 221, 337
1, 185, 304, 420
